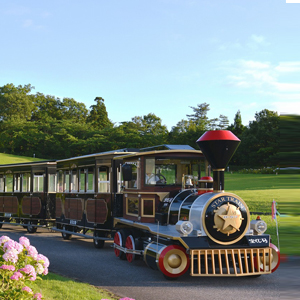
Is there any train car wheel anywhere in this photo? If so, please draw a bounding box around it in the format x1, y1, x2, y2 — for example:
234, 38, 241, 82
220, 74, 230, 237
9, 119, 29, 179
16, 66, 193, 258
62, 225, 72, 240
93, 231, 105, 249
125, 235, 136, 262
27, 222, 37, 234
158, 245, 190, 279
255, 243, 280, 273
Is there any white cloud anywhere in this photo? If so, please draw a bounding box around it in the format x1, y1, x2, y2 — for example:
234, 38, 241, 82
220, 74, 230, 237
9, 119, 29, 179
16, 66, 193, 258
275, 62, 300, 73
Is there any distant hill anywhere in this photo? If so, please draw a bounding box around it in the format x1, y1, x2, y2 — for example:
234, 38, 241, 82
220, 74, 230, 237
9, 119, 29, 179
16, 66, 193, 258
0, 153, 47, 165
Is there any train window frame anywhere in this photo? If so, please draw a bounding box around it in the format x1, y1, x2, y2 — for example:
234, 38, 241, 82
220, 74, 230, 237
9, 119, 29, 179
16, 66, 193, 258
48, 174, 56, 193
5, 173, 13, 192
141, 198, 155, 217
124, 161, 139, 190
79, 168, 86, 193
65, 171, 70, 192
98, 166, 110, 193
87, 167, 95, 193
0, 174, 4, 192
126, 197, 139, 216
33, 173, 44, 193
13, 173, 21, 192
21, 173, 31, 193
71, 169, 78, 192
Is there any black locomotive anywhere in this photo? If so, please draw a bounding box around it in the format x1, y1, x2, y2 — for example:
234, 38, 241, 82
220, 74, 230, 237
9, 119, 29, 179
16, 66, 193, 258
0, 130, 280, 278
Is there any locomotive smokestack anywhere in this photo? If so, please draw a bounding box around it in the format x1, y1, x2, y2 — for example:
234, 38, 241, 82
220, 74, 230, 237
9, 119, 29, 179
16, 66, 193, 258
196, 130, 240, 192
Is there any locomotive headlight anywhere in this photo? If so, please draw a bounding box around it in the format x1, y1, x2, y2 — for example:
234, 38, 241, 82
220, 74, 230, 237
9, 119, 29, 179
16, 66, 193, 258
176, 221, 193, 236
250, 219, 267, 235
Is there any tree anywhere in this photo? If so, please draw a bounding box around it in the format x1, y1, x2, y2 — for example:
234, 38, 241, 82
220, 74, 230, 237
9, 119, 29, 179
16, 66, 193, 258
187, 102, 210, 130
0, 83, 35, 122
87, 97, 112, 129
228, 110, 245, 136
235, 109, 279, 167
217, 115, 230, 130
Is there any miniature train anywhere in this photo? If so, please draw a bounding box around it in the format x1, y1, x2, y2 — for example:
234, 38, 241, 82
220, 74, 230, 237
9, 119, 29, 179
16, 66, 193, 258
0, 130, 280, 278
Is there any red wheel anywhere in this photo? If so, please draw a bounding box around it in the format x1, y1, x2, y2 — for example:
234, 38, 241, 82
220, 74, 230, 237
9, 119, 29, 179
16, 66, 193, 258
158, 245, 190, 278
114, 231, 122, 258
125, 235, 135, 262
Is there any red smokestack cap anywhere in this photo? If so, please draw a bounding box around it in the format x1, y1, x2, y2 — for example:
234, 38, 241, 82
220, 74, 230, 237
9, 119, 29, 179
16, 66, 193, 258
196, 130, 240, 170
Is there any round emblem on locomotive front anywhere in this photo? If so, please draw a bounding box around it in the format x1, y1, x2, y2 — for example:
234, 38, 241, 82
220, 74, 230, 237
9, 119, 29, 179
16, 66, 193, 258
213, 202, 244, 236
202, 193, 250, 245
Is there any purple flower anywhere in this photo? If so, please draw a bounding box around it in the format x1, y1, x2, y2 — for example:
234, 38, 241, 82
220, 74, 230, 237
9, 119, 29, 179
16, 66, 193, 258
0, 264, 16, 271
19, 264, 37, 281
10, 271, 24, 280
22, 286, 33, 294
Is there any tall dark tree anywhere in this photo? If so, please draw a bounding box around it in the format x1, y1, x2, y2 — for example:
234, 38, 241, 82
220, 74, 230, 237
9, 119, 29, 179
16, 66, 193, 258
228, 110, 245, 136
87, 97, 112, 129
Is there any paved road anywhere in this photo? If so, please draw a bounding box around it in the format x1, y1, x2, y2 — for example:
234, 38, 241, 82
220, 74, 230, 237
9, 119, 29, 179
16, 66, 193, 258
0, 225, 298, 300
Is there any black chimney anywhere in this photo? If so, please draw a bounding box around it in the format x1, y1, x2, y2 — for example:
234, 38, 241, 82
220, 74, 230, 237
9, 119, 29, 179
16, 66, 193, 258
196, 130, 240, 191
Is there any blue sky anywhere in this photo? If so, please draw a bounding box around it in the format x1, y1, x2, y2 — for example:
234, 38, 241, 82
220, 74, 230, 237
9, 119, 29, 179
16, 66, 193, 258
1, 0, 300, 130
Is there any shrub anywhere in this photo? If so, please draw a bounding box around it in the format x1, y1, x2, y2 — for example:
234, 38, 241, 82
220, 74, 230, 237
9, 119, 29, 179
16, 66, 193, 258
0, 235, 49, 300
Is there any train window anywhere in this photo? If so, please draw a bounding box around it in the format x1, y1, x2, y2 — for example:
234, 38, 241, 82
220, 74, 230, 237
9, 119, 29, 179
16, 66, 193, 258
5, 173, 13, 192
0, 175, 4, 192
48, 174, 56, 192
14, 173, 21, 192
71, 169, 78, 192
87, 168, 94, 192
125, 162, 138, 189
22, 173, 31, 192
57, 170, 64, 192
141, 198, 155, 217
65, 171, 70, 192
79, 168, 86, 192
126, 197, 139, 216
33, 173, 44, 192
98, 167, 109, 193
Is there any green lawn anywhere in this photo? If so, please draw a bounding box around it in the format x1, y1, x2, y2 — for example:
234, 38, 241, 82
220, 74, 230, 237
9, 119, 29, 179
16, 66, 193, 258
225, 173, 300, 256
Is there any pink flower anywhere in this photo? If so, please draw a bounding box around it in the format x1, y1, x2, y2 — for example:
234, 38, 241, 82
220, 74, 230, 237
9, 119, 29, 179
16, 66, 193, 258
0, 264, 15, 271
3, 249, 19, 263
19, 236, 30, 248
119, 298, 136, 300
33, 292, 43, 300
0, 236, 10, 245
22, 286, 33, 294
19, 264, 37, 281
27, 245, 38, 259
43, 267, 48, 275
10, 271, 24, 280
3, 240, 23, 254
37, 254, 50, 268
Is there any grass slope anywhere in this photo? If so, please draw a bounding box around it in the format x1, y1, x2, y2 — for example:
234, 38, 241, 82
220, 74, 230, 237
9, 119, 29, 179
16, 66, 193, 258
0, 153, 46, 164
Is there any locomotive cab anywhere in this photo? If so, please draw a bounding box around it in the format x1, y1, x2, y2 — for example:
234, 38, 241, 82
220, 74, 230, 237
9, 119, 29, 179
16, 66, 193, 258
118, 145, 207, 224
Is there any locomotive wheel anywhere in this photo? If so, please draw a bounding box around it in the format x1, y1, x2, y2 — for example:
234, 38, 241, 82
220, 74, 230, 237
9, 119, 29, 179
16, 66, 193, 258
114, 229, 130, 260
62, 225, 72, 240
255, 243, 280, 273
27, 222, 37, 234
125, 235, 136, 262
93, 231, 105, 249
158, 245, 190, 279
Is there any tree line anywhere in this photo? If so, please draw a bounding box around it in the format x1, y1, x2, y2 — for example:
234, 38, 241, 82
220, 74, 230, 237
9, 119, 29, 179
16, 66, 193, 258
0, 83, 280, 168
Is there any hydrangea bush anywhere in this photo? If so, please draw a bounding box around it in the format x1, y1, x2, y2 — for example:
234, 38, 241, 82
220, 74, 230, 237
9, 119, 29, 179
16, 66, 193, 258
0, 235, 49, 300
